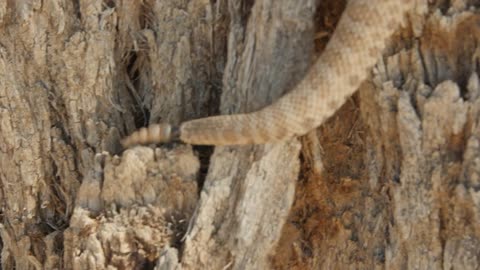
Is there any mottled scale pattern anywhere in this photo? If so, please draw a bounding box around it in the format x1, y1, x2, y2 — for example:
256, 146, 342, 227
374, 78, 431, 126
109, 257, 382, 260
122, 0, 416, 147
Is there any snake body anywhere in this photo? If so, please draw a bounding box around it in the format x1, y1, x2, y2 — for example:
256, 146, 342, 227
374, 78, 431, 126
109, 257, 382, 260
121, 0, 416, 147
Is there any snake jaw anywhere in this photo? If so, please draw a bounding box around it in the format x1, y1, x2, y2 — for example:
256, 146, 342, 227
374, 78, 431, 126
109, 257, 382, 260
121, 123, 173, 148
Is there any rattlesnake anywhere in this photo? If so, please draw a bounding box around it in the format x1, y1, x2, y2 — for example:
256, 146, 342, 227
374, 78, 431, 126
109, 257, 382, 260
122, 0, 417, 147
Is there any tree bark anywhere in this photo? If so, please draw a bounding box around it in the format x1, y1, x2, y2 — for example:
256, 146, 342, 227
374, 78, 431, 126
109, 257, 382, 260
0, 0, 479, 269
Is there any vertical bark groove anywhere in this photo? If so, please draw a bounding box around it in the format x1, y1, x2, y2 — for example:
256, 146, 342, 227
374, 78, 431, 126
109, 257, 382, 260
0, 0, 479, 269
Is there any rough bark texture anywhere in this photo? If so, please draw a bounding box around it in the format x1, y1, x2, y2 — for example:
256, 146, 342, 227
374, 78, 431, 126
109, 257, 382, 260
0, 0, 479, 270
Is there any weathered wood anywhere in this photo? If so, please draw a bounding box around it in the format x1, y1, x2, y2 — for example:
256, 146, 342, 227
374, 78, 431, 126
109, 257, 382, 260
1, 0, 480, 269
273, 3, 480, 269
0, 0, 218, 268
65, 146, 198, 269
179, 0, 315, 269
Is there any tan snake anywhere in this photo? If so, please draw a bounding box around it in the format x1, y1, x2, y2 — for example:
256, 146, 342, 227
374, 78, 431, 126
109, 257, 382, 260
122, 0, 417, 147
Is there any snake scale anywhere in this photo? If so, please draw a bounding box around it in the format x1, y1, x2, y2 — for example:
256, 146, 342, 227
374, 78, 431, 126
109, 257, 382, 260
121, 0, 417, 147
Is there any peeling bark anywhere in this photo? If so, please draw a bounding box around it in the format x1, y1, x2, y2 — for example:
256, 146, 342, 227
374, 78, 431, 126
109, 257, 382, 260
0, 0, 479, 269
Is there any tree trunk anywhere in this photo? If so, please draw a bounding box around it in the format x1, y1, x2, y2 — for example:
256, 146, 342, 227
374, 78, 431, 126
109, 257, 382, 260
1, 0, 479, 269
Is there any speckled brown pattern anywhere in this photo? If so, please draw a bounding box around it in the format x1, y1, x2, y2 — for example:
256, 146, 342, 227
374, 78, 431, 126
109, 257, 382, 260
122, 0, 416, 147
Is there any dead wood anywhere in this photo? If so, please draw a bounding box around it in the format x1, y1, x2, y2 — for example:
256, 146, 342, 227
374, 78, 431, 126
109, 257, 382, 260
0, 0, 479, 269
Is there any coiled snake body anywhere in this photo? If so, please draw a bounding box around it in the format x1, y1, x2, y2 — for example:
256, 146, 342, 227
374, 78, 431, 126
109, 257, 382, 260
122, 0, 416, 147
